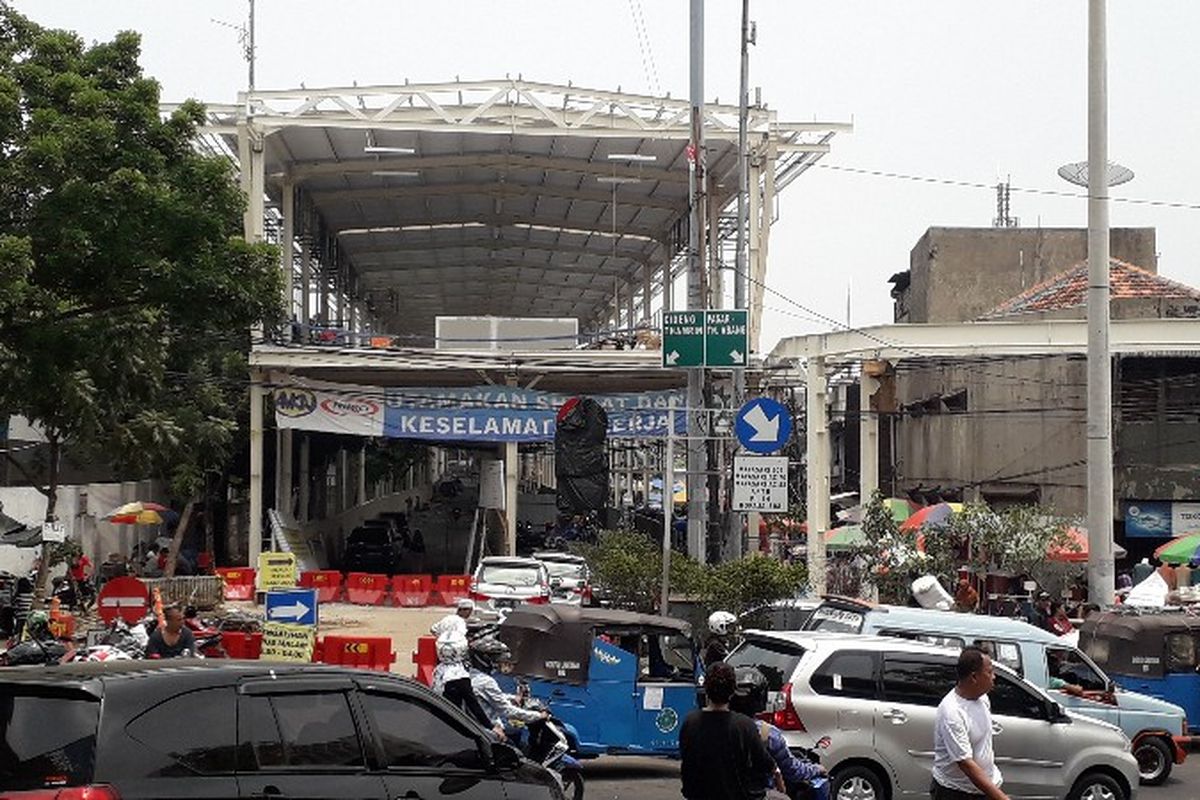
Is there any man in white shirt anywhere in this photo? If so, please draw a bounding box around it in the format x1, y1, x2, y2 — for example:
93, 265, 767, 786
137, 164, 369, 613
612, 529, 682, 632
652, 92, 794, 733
931, 647, 1009, 800
431, 598, 474, 638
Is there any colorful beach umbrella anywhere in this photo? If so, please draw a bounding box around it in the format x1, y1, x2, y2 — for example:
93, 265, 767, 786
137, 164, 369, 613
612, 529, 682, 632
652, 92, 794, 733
104, 501, 170, 526
899, 502, 963, 533
1154, 533, 1200, 566
837, 497, 915, 525
1047, 526, 1127, 563
824, 525, 866, 553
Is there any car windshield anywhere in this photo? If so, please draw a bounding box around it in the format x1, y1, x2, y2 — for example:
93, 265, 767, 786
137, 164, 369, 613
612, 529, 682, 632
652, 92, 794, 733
542, 561, 584, 580
349, 529, 389, 546
480, 565, 542, 586
726, 638, 807, 691
0, 693, 99, 790
804, 604, 865, 634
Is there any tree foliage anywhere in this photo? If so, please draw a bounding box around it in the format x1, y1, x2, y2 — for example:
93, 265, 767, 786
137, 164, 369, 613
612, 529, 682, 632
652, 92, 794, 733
576, 529, 807, 619
0, 8, 282, 512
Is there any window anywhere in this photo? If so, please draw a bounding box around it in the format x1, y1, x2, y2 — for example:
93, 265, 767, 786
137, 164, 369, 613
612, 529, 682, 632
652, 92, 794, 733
0, 694, 99, 791
804, 606, 865, 634
479, 565, 542, 587
880, 629, 965, 650
810, 651, 878, 699
726, 639, 807, 691
972, 640, 1023, 676
242, 693, 364, 770
127, 687, 237, 775
642, 633, 694, 682
988, 675, 1048, 720
1165, 633, 1198, 673
881, 657, 957, 706
1046, 648, 1108, 692
363, 693, 485, 771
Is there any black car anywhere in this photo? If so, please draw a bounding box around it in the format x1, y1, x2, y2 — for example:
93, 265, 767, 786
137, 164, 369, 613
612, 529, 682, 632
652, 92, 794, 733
0, 660, 564, 799
343, 525, 404, 575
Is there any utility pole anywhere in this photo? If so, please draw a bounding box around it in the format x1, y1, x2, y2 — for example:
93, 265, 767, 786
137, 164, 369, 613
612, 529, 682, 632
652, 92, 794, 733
730, 0, 753, 559
247, 0, 256, 91
686, 0, 708, 563
1086, 0, 1115, 603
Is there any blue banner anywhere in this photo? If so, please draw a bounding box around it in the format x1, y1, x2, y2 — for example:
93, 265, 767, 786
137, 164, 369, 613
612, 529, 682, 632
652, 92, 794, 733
382, 386, 685, 442
1123, 501, 1173, 538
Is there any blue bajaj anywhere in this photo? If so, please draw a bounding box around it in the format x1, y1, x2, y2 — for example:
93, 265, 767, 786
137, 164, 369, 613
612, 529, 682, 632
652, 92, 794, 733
497, 604, 699, 757
1080, 608, 1200, 738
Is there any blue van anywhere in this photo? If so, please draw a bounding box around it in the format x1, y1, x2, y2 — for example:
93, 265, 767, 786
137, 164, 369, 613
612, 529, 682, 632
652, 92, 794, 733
802, 597, 1191, 785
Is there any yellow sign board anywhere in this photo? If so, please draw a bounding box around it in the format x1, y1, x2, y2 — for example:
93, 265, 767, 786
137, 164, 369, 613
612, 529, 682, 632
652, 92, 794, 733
260, 622, 316, 662
257, 551, 297, 591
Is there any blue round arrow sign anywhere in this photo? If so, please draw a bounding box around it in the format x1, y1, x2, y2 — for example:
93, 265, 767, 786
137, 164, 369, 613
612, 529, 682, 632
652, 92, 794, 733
734, 397, 793, 454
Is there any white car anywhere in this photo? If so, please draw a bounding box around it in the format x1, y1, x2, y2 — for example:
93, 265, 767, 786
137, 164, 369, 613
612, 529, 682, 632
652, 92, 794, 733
726, 630, 1139, 800
533, 551, 593, 606
470, 556, 550, 615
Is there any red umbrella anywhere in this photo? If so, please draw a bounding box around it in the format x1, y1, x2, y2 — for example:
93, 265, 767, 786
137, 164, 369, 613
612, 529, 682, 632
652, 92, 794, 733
1050, 526, 1126, 563
899, 502, 962, 533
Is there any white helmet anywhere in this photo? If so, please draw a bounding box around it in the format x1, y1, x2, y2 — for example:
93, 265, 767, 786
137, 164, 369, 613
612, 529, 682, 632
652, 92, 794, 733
708, 610, 738, 637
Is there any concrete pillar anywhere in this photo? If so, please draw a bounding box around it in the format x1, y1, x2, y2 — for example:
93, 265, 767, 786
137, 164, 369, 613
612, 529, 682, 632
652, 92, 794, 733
503, 442, 518, 555
625, 281, 636, 331
338, 447, 349, 512
708, 176, 723, 307
754, 144, 776, 353
859, 366, 880, 503
806, 356, 830, 595
357, 444, 368, 505
299, 233, 312, 334
747, 155, 764, 353
642, 265, 653, 323
277, 429, 294, 522
298, 434, 310, 522
248, 374, 264, 567
280, 179, 294, 335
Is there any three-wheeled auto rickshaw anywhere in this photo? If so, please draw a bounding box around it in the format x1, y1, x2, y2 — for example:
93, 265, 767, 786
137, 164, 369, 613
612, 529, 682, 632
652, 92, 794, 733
1079, 608, 1200, 736
497, 604, 699, 757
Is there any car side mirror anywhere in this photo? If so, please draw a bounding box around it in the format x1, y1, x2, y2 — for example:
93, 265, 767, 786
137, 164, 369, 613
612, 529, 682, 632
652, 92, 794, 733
490, 740, 523, 770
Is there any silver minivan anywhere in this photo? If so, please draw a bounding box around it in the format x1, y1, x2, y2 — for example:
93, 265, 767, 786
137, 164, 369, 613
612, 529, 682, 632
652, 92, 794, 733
727, 631, 1139, 800
800, 598, 1190, 785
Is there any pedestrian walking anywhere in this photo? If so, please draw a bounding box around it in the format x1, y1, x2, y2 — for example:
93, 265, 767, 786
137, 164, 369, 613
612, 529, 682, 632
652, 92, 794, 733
931, 647, 1009, 800
680, 661, 777, 800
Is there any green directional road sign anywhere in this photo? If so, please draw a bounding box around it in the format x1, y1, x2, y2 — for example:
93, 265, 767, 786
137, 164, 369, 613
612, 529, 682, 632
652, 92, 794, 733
662, 311, 705, 367
662, 309, 749, 368
704, 309, 748, 367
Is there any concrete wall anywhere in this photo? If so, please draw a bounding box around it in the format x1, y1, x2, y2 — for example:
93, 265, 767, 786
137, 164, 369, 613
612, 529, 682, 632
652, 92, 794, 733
894, 356, 1088, 514
901, 227, 1157, 323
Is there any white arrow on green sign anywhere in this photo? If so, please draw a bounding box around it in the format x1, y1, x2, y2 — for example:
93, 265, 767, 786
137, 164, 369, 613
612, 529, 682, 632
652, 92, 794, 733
661, 309, 748, 368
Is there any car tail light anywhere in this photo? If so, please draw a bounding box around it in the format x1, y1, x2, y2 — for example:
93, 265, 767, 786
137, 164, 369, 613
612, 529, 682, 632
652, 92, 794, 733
771, 682, 806, 731
1, 787, 121, 799
469, 589, 487, 602
580, 585, 593, 604
528, 594, 550, 605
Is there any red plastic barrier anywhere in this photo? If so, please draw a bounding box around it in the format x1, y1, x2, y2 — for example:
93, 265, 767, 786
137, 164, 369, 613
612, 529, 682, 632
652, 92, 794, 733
345, 572, 389, 605
215, 568, 257, 601
412, 635, 437, 686
97, 576, 150, 624
300, 570, 344, 603
222, 631, 264, 660
317, 634, 395, 672
433, 574, 471, 606
391, 574, 433, 607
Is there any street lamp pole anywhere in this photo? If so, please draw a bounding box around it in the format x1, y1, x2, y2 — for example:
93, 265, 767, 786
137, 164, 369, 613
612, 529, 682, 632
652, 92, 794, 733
686, 0, 708, 563
1086, 0, 1115, 603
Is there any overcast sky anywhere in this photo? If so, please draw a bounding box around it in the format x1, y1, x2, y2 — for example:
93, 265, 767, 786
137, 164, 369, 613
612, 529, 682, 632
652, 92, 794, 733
15, 1, 1200, 350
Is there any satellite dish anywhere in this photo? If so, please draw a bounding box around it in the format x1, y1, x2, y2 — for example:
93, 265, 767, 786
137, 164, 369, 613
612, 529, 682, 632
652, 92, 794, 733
1057, 161, 1135, 188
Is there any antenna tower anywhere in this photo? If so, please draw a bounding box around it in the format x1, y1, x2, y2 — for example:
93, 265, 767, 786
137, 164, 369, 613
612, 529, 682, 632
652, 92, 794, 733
993, 177, 1018, 228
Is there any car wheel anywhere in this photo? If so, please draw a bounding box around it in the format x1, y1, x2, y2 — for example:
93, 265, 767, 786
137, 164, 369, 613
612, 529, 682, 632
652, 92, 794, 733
831, 765, 885, 800
1133, 736, 1172, 785
1068, 771, 1125, 800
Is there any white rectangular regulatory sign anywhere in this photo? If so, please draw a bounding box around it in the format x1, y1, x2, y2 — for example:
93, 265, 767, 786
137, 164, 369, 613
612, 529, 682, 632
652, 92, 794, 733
732, 456, 789, 512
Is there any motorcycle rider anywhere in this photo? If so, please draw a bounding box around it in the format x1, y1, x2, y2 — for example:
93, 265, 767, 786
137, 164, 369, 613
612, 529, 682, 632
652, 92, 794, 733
431, 597, 474, 637
432, 626, 492, 729
704, 610, 739, 667
730, 666, 828, 800
467, 631, 547, 742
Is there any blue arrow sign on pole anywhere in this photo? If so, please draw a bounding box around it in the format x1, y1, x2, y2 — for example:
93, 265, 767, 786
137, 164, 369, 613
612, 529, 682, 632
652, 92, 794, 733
735, 398, 793, 454
265, 588, 319, 627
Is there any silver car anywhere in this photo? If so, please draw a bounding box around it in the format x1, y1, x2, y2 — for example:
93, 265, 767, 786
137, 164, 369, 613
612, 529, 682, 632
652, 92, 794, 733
727, 631, 1139, 800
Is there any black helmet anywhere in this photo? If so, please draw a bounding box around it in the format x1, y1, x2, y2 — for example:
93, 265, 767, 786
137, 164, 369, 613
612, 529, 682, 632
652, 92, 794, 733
469, 634, 513, 673
729, 666, 768, 717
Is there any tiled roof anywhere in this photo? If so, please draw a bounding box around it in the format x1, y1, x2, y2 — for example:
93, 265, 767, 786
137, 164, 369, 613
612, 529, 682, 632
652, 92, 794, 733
983, 259, 1200, 318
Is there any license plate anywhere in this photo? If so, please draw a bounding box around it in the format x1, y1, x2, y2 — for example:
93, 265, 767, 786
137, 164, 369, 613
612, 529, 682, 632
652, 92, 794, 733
494, 598, 517, 609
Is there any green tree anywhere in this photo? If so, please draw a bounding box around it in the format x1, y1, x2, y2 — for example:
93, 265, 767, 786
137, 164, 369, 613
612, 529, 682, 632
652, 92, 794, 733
0, 8, 282, 595
853, 491, 965, 603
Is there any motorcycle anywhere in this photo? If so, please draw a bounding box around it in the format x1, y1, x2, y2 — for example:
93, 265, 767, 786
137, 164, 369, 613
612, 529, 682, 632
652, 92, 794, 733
787, 737, 830, 800
514, 682, 585, 800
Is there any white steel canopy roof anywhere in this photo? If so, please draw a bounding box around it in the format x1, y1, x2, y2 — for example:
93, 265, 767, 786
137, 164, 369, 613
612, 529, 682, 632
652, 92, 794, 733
185, 79, 850, 341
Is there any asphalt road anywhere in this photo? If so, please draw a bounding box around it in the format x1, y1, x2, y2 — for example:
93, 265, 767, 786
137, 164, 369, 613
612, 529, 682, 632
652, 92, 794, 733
583, 752, 1200, 800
